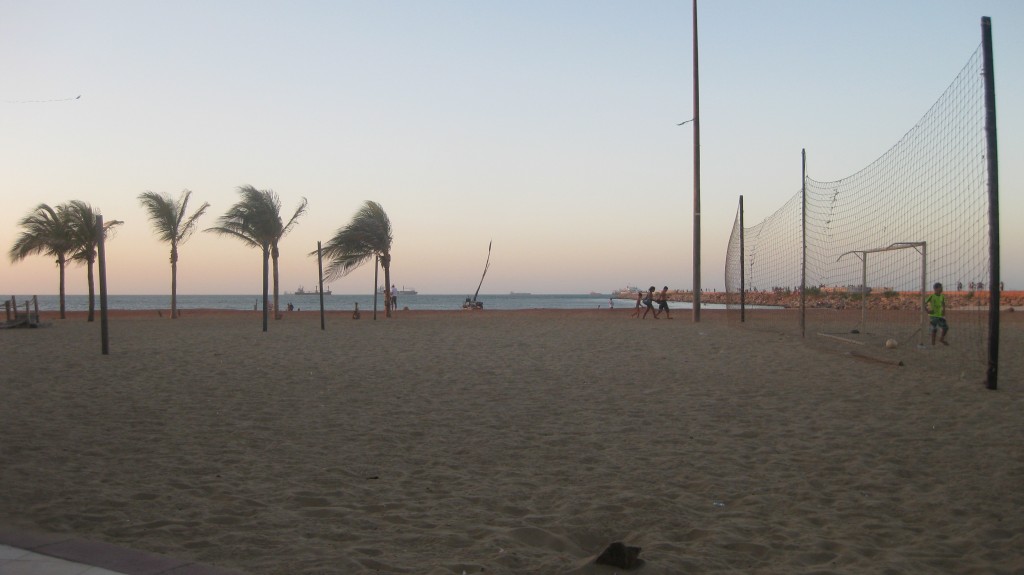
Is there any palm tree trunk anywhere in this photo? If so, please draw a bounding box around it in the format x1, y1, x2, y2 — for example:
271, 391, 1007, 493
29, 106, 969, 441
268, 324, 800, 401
58, 256, 67, 320
171, 256, 178, 319
262, 246, 270, 332
86, 256, 96, 322
272, 244, 281, 320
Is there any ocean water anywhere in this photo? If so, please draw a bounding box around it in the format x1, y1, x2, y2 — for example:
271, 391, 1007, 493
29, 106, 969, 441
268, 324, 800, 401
11, 293, 725, 312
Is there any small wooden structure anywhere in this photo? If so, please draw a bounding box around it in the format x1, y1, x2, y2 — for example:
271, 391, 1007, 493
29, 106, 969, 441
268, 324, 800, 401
2, 296, 41, 328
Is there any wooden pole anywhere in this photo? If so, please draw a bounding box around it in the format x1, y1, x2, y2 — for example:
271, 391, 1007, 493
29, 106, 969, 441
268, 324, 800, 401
691, 0, 702, 322
96, 215, 110, 355
317, 241, 326, 331
982, 16, 1000, 390
262, 248, 269, 332
800, 149, 807, 338
739, 195, 745, 322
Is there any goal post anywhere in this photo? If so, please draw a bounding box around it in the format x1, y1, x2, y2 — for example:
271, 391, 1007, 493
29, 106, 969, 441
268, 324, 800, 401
836, 242, 927, 347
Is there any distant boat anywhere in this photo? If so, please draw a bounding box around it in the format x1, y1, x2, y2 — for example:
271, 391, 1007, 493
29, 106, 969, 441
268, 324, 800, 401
294, 285, 331, 295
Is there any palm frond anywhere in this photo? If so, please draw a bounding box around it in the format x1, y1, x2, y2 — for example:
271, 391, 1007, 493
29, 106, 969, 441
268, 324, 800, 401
319, 200, 393, 282
8, 203, 74, 263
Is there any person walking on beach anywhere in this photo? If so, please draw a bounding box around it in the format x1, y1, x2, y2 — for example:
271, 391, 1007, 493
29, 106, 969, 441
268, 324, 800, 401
642, 286, 659, 319
631, 290, 643, 318
925, 282, 949, 346
391, 284, 399, 310
657, 286, 672, 319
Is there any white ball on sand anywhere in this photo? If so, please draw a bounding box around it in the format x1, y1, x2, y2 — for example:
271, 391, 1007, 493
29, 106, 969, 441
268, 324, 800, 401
885, 339, 898, 349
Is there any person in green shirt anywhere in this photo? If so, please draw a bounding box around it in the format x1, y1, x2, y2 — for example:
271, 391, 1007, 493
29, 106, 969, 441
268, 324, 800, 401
925, 282, 949, 346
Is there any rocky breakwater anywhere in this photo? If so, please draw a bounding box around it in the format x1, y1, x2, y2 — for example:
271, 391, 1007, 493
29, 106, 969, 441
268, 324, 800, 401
612, 289, 1024, 311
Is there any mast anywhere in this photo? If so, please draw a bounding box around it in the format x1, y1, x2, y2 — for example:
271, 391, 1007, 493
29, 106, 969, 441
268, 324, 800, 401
472, 240, 492, 303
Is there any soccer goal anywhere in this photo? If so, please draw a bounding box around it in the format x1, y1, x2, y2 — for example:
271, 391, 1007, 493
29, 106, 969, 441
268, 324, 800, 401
833, 242, 927, 347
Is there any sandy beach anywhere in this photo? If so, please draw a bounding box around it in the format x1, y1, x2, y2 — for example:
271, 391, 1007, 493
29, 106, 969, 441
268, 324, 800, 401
1, 309, 1022, 574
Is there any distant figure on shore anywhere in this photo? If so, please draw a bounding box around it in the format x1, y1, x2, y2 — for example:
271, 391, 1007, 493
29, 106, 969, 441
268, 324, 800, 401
657, 286, 672, 319
609, 298, 614, 310
391, 284, 398, 310
925, 282, 948, 346
352, 302, 361, 320
643, 286, 658, 319
631, 291, 643, 318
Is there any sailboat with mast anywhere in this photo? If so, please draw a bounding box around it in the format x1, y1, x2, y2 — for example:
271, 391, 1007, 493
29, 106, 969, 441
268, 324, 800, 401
463, 240, 491, 309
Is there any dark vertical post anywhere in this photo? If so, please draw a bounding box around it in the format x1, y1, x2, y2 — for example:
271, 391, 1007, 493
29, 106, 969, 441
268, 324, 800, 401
261, 248, 269, 332
800, 149, 807, 338
982, 16, 1000, 390
739, 195, 745, 322
96, 215, 110, 355
373, 255, 379, 321
317, 241, 326, 331
691, 0, 702, 322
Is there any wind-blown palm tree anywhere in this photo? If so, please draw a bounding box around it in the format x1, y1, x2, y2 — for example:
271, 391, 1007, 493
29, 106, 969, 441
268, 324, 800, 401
206, 186, 306, 330
267, 191, 308, 320
65, 201, 123, 322
319, 201, 394, 317
138, 189, 210, 319
8, 203, 76, 319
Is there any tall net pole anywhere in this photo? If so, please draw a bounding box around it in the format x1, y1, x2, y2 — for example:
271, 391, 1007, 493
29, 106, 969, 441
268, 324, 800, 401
800, 149, 806, 338
982, 16, 1000, 391
739, 195, 745, 322
691, 0, 702, 322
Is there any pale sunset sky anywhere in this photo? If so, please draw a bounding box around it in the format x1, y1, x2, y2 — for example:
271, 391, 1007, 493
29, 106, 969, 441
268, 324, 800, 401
3, 1, 1022, 295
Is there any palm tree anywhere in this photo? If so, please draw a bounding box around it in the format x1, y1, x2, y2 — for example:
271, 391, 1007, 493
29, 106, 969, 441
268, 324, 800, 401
138, 189, 210, 319
206, 186, 306, 330
267, 191, 308, 321
8, 203, 76, 319
65, 201, 123, 322
319, 201, 394, 317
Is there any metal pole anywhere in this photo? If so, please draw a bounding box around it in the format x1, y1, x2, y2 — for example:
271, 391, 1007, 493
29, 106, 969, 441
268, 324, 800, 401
861, 253, 867, 333
691, 0, 701, 322
739, 195, 745, 322
96, 215, 110, 355
800, 149, 807, 338
981, 16, 1000, 390
921, 242, 927, 348
317, 241, 326, 331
